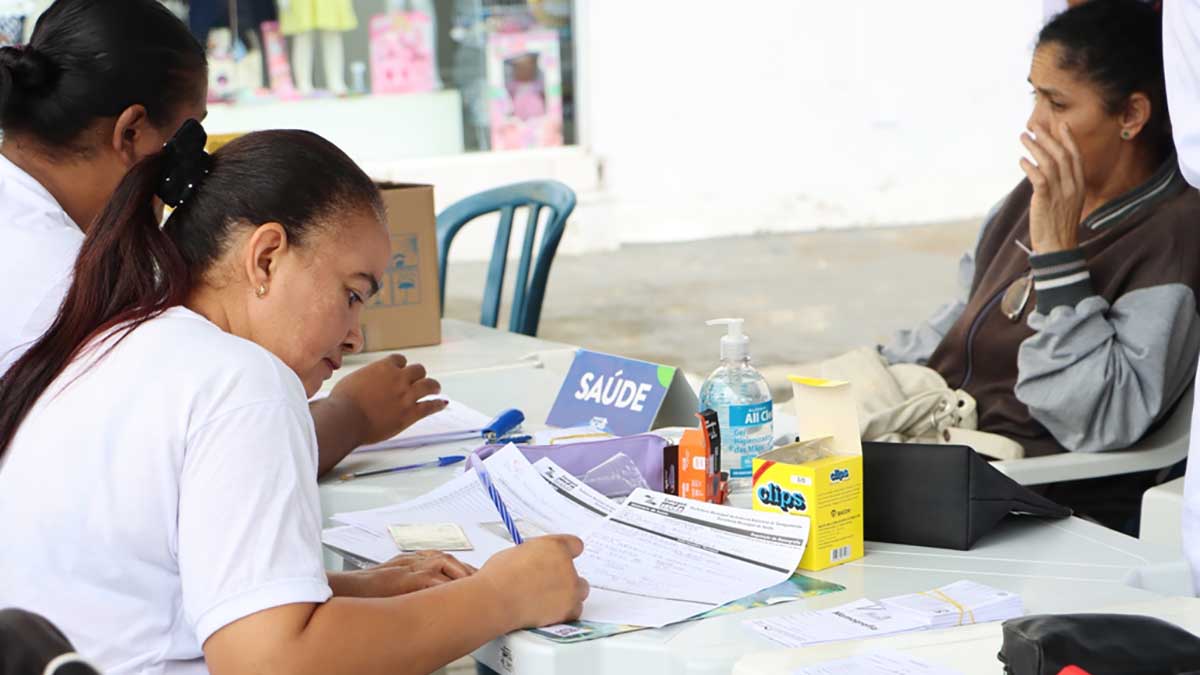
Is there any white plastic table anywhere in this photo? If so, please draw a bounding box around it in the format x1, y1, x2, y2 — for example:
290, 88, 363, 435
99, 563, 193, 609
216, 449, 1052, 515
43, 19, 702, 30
469, 517, 1174, 675
320, 342, 701, 519
1141, 476, 1186, 555
733, 596, 1200, 675
319, 318, 577, 393
317, 328, 1176, 675
319, 363, 567, 519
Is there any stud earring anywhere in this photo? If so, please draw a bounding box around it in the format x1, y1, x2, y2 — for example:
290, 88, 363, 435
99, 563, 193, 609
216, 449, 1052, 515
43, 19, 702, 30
1121, 130, 1131, 140
256, 284, 267, 298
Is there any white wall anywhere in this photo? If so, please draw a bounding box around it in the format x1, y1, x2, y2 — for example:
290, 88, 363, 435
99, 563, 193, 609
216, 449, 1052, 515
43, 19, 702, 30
572, 0, 1047, 246
205, 90, 467, 163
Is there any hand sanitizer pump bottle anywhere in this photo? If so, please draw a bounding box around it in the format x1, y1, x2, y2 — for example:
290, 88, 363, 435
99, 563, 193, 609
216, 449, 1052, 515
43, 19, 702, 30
698, 318, 773, 492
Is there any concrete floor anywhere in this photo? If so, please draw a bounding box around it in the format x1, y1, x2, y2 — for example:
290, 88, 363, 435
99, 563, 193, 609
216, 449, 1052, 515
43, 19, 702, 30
443, 218, 981, 398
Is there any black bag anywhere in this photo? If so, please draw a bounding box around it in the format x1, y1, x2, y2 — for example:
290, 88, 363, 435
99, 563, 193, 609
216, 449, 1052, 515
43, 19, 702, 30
863, 442, 1071, 549
998, 613, 1200, 675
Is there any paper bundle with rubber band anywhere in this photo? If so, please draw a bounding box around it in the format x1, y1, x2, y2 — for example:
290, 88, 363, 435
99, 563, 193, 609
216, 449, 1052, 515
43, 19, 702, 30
745, 580, 1023, 649
881, 580, 1023, 629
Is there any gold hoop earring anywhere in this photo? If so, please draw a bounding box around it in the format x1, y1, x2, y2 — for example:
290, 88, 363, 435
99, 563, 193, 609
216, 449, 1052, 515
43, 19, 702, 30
256, 284, 267, 298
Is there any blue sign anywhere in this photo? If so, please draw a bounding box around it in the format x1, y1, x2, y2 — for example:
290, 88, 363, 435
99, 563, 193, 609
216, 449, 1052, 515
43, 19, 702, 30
547, 350, 679, 436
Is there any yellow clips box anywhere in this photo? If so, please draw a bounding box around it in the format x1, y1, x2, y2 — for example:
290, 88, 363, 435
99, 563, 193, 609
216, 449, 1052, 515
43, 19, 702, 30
751, 377, 863, 571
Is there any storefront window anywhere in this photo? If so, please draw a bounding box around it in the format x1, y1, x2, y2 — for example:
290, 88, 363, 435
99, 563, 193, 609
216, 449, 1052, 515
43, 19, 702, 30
2, 0, 577, 160
201, 0, 576, 159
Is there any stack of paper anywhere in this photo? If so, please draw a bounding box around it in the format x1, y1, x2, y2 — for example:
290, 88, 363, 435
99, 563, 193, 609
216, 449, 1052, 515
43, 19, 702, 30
325, 447, 617, 569
745, 599, 929, 647
325, 445, 814, 628
572, 488, 811, 627
745, 581, 1022, 648
881, 580, 1023, 629
353, 398, 494, 452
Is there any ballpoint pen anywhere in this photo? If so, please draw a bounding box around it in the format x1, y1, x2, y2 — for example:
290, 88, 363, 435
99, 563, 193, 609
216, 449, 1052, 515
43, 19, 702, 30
339, 454, 466, 481
468, 453, 523, 544
354, 408, 525, 452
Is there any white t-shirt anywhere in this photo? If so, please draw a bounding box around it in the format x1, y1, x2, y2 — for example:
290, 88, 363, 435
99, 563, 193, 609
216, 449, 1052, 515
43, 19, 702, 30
1166, 0, 1200, 188
1170, 1, 1200, 595
0, 152, 83, 375
1042, 0, 1068, 22
0, 306, 332, 674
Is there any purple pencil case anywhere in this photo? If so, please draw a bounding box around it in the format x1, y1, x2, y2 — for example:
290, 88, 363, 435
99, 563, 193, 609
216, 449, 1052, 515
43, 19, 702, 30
475, 434, 670, 497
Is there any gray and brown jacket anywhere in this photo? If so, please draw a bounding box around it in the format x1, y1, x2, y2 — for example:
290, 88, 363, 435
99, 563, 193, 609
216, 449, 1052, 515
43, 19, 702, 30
883, 156, 1200, 457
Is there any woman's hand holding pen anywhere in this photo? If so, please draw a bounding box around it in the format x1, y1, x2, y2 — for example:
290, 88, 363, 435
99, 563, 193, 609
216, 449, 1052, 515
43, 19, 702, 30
478, 535, 590, 629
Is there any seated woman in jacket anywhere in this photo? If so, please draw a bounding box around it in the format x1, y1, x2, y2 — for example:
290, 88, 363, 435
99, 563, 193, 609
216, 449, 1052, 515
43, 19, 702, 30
883, 0, 1200, 466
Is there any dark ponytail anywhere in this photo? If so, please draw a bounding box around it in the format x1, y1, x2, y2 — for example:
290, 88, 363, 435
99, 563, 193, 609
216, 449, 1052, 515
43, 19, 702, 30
0, 46, 55, 118
0, 0, 205, 152
1038, 0, 1171, 158
0, 128, 384, 459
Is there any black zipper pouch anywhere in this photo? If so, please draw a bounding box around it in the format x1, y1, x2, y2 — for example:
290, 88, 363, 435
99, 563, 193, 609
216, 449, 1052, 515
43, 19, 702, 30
997, 613, 1200, 674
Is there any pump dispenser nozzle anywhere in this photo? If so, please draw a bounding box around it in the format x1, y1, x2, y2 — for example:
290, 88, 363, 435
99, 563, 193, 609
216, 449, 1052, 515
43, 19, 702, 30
706, 318, 750, 361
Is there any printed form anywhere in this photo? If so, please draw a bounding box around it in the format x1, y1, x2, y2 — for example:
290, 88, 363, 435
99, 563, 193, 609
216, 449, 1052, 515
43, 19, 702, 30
577, 489, 810, 627
747, 598, 928, 647
328, 446, 811, 627
352, 398, 493, 452
331, 446, 617, 568
746, 581, 1022, 648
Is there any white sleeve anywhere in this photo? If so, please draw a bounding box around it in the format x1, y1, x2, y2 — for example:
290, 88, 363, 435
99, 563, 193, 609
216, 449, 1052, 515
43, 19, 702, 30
178, 400, 332, 645
1167, 0, 1200, 595
1166, 0, 1200, 189
1185, 370, 1200, 596
1042, 0, 1068, 22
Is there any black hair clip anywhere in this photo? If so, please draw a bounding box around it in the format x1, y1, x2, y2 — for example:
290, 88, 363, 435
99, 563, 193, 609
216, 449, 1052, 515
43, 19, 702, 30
157, 118, 211, 208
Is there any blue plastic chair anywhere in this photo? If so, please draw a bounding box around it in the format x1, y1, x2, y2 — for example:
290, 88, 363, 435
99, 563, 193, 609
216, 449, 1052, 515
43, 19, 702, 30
436, 180, 576, 336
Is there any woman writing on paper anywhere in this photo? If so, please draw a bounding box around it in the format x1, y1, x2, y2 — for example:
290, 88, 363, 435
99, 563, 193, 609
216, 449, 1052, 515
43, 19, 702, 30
0, 0, 440, 475
0, 124, 589, 674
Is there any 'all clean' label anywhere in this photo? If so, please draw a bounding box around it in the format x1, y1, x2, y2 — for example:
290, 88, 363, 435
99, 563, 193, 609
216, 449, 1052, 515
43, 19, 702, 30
727, 401, 774, 477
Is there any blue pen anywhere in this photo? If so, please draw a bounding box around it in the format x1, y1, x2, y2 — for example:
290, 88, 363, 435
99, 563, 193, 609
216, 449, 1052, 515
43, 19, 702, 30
355, 408, 526, 452
339, 455, 466, 481
468, 453, 524, 544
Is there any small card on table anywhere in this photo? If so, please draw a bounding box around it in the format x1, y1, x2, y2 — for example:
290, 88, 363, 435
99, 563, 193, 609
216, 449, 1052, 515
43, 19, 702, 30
388, 523, 473, 551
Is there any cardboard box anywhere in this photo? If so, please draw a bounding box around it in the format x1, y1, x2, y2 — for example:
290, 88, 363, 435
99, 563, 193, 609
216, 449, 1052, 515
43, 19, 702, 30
360, 183, 442, 351
752, 377, 863, 572
663, 411, 722, 503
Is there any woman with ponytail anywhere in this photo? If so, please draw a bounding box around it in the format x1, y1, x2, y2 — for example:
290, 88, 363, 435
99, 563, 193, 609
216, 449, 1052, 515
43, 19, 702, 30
0, 124, 588, 674
0, 0, 451, 476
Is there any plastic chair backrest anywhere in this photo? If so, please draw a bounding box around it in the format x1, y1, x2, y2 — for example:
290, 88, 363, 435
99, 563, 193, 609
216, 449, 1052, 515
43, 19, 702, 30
436, 180, 576, 336
994, 385, 1193, 486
